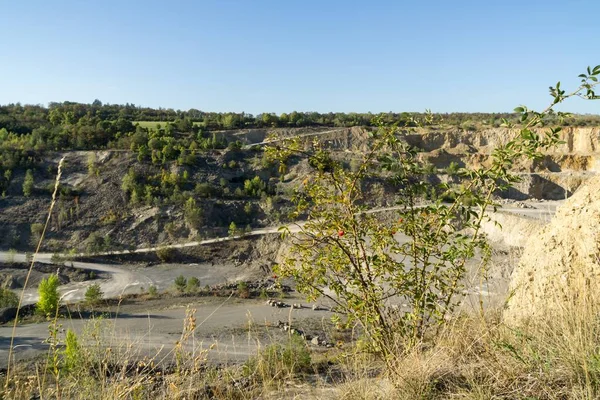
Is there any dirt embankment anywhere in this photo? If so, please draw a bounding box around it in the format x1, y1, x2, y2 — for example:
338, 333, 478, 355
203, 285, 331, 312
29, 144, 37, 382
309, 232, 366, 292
504, 174, 600, 322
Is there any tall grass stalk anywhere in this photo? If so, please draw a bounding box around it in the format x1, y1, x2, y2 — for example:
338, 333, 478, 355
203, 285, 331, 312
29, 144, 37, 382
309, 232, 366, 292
5, 157, 65, 390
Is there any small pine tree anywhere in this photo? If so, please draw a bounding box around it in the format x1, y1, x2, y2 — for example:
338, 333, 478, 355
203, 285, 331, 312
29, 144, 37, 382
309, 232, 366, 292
148, 285, 158, 297
37, 274, 60, 317
63, 329, 82, 372
186, 276, 200, 293
174, 275, 187, 292
84, 283, 103, 306
228, 222, 238, 237
22, 169, 34, 197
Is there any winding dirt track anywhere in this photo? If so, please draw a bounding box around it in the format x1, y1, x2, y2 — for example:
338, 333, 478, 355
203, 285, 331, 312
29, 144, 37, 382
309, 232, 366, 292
0, 202, 560, 305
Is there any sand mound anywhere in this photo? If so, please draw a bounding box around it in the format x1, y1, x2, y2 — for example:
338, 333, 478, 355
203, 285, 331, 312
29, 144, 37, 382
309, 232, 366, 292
504, 174, 600, 322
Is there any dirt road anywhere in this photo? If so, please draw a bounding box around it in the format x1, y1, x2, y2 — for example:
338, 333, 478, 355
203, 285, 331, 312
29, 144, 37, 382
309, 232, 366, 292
0, 296, 334, 365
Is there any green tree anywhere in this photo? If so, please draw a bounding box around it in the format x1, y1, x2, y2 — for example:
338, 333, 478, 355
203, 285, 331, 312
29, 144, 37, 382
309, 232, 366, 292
84, 283, 103, 306
87, 153, 99, 177
243, 176, 266, 197
37, 274, 60, 317
22, 169, 34, 197
174, 275, 187, 292
184, 197, 203, 229
228, 222, 238, 237
63, 329, 82, 373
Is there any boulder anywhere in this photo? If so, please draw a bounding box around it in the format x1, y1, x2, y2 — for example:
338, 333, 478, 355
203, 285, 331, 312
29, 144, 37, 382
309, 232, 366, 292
504, 175, 600, 322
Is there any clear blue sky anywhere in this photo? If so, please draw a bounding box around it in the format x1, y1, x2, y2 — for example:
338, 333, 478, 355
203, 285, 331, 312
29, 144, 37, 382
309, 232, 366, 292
1, 0, 598, 114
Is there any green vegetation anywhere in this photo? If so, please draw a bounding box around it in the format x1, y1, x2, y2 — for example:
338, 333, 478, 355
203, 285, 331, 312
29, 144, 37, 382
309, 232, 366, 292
6, 249, 16, 265
183, 197, 203, 229
156, 247, 173, 263
228, 221, 238, 236
30, 223, 44, 244
237, 281, 250, 298
1, 101, 599, 182
36, 274, 60, 317
0, 288, 18, 308
243, 335, 312, 382
243, 176, 267, 197
84, 284, 103, 306
2, 66, 600, 400
174, 275, 187, 292
270, 66, 600, 362
22, 169, 33, 196
186, 276, 200, 293
62, 329, 82, 373
147, 285, 158, 297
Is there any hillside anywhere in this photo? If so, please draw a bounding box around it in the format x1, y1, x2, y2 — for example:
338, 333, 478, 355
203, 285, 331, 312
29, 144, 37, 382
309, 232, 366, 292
1, 124, 599, 254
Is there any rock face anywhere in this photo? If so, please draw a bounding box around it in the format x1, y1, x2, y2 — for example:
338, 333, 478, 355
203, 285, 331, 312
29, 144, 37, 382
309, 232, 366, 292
504, 175, 600, 322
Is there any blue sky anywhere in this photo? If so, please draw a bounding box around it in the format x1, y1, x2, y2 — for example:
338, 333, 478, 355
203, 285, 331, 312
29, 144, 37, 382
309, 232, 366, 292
1, 0, 598, 114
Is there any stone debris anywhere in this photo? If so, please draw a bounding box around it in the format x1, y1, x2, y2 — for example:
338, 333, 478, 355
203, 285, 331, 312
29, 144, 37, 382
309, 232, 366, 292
275, 320, 334, 347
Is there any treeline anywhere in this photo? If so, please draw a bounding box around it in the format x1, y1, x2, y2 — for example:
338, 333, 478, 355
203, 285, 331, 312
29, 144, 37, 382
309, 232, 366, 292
3, 101, 600, 136
1, 100, 600, 175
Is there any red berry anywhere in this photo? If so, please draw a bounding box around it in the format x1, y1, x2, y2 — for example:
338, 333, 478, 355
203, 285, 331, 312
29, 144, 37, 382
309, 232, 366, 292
338, 230, 345, 237
398, 218, 404, 223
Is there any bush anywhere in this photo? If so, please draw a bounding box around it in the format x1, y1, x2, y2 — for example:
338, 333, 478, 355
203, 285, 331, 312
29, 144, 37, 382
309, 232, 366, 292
195, 182, 217, 198
37, 274, 60, 317
148, 285, 158, 297
244, 336, 312, 381
86, 232, 105, 254
156, 247, 174, 263
228, 140, 243, 151
237, 281, 250, 298
445, 161, 461, 175
186, 277, 200, 293
30, 222, 44, 244
63, 329, 82, 373
267, 70, 588, 361
243, 176, 267, 197
84, 283, 103, 305
174, 275, 187, 292
6, 249, 16, 265
0, 288, 19, 308
51, 253, 62, 264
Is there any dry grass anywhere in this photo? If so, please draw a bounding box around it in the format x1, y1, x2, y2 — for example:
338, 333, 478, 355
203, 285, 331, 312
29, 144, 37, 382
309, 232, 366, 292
4, 157, 600, 399
4, 287, 600, 399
